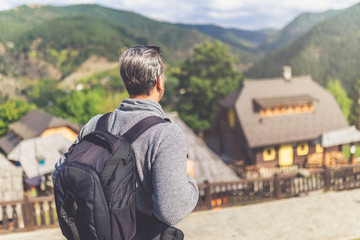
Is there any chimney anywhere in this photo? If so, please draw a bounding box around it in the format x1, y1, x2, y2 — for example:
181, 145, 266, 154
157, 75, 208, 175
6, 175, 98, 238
283, 66, 292, 81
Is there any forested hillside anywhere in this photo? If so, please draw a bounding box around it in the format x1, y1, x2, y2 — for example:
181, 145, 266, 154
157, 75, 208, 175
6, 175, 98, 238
176, 24, 275, 64
260, 9, 340, 53
0, 3, 344, 83
246, 2, 360, 91
1, 2, 360, 133
0, 4, 213, 80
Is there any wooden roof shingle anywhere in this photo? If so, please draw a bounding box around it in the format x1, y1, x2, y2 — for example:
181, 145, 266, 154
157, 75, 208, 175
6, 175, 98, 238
9, 109, 81, 139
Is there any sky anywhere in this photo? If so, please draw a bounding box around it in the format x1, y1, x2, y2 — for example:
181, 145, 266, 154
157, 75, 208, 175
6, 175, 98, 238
0, 0, 359, 30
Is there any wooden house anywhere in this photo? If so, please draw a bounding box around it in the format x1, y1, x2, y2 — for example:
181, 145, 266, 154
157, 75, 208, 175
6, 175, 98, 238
205, 67, 360, 170
0, 154, 23, 201
7, 134, 72, 181
0, 109, 81, 155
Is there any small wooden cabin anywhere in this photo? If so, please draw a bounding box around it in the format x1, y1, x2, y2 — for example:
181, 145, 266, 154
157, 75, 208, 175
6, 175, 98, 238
205, 68, 359, 170
0, 109, 81, 155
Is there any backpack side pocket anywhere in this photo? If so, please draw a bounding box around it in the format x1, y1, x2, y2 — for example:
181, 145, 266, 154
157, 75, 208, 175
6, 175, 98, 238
111, 200, 136, 240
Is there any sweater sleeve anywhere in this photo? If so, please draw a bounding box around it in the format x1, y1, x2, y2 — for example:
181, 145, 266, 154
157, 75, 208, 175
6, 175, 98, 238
151, 123, 199, 226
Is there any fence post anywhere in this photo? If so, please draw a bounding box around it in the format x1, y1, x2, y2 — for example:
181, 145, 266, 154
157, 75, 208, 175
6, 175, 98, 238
2, 205, 9, 230
274, 174, 281, 199
12, 205, 18, 229
324, 166, 331, 191
22, 195, 35, 230
49, 201, 55, 225
204, 180, 212, 209
39, 202, 45, 226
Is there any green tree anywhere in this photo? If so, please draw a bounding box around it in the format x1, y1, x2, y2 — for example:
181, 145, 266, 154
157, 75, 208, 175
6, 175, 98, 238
349, 77, 360, 127
326, 79, 352, 122
26, 79, 63, 108
161, 68, 180, 111
175, 41, 243, 131
0, 99, 35, 135
54, 88, 105, 124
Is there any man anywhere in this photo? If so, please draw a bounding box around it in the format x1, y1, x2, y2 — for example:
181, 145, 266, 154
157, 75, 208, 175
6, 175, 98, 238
53, 46, 199, 238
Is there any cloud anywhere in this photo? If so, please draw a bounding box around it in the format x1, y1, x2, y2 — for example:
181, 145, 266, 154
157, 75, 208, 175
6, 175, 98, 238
0, 1, 13, 10
104, 0, 208, 24
208, 10, 251, 19
0, 0, 359, 29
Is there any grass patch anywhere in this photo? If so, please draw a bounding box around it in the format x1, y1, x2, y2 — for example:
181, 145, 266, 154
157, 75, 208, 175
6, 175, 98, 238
342, 145, 360, 159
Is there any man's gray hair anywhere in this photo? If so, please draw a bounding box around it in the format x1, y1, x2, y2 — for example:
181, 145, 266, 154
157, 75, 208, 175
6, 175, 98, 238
119, 46, 164, 96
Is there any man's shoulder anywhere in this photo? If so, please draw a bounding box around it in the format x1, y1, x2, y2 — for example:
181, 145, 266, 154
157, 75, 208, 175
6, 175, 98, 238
80, 114, 103, 137
151, 120, 185, 143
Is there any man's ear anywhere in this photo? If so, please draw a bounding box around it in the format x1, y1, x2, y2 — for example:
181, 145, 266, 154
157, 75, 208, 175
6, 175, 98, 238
156, 75, 165, 91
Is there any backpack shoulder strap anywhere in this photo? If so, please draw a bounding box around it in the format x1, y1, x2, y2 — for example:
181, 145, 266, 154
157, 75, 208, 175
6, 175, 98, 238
95, 112, 112, 132
123, 116, 168, 144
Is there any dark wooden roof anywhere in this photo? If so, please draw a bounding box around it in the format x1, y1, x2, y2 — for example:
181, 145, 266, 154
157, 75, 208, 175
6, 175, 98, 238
221, 87, 242, 107
0, 132, 22, 155
9, 110, 81, 139
0, 110, 81, 155
221, 76, 349, 148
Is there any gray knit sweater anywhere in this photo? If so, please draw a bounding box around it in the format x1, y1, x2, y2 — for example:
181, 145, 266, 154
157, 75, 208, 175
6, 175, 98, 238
53, 99, 199, 225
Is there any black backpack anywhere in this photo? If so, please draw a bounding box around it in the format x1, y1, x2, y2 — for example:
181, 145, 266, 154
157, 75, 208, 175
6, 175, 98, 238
54, 113, 168, 240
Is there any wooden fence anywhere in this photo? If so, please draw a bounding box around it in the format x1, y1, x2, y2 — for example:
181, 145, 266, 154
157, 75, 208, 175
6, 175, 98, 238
195, 164, 360, 211
2, 164, 360, 234
0, 195, 57, 234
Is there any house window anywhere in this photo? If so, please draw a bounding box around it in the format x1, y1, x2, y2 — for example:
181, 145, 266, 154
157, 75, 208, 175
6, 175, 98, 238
37, 155, 46, 166
294, 105, 301, 113
309, 104, 315, 112
301, 104, 309, 112
263, 147, 276, 161
265, 108, 272, 116
228, 109, 235, 128
297, 142, 309, 156
273, 107, 280, 115
316, 143, 324, 153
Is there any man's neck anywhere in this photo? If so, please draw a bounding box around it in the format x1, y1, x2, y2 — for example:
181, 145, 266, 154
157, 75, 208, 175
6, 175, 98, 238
130, 94, 160, 102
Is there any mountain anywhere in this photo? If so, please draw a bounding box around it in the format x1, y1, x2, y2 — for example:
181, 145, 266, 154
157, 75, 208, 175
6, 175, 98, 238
176, 24, 276, 64
0, 3, 351, 91
246, 2, 360, 91
0, 4, 282, 84
176, 9, 343, 63
0, 5, 63, 41
260, 10, 341, 53
177, 24, 274, 49
0, 4, 213, 81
